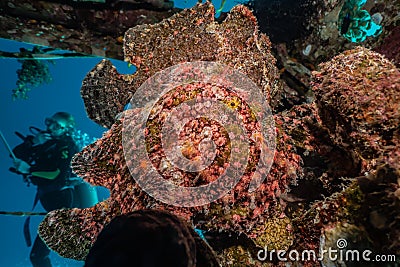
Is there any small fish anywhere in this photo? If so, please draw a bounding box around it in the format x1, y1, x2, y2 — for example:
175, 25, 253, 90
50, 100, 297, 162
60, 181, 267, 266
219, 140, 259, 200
341, 13, 352, 35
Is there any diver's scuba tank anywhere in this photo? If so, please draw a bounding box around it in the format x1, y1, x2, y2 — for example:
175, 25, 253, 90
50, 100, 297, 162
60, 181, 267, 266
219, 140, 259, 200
68, 177, 99, 208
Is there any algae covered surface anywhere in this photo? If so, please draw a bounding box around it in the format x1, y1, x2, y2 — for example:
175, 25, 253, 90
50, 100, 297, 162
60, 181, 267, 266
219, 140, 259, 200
31, 1, 400, 266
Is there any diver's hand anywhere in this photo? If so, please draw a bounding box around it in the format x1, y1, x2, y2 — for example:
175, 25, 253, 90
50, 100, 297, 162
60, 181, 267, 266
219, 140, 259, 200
13, 159, 31, 174
33, 132, 51, 145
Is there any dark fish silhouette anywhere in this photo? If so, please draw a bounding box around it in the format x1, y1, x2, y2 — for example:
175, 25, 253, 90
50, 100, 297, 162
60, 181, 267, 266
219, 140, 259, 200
84, 209, 219, 267
341, 13, 352, 35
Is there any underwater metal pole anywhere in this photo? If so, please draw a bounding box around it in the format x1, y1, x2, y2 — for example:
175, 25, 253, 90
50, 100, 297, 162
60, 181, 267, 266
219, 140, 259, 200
0, 130, 16, 161
0, 211, 47, 216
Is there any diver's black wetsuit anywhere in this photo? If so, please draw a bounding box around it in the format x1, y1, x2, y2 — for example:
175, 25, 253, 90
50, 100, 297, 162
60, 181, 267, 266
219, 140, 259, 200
13, 133, 78, 267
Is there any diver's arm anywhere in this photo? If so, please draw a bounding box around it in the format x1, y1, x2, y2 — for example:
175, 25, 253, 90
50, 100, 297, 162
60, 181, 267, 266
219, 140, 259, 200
14, 158, 60, 179
13, 158, 31, 174
12, 132, 51, 162
29, 141, 74, 180
32, 132, 52, 145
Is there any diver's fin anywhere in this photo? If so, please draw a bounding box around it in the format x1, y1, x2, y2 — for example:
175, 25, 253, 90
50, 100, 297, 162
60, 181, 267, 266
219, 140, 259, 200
23, 217, 32, 247
23, 192, 40, 247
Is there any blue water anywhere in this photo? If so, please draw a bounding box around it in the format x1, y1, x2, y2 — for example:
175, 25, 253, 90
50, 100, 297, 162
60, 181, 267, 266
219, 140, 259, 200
0, 1, 247, 266
0, 38, 118, 266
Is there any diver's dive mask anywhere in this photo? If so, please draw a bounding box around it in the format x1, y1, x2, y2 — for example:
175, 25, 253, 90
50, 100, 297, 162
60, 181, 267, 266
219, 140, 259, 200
45, 117, 67, 131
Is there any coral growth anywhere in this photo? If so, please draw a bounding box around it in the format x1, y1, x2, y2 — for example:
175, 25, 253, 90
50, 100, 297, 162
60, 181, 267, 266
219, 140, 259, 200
12, 47, 52, 100
374, 25, 400, 67
38, 3, 400, 265
39, 98, 304, 260
338, 0, 382, 43
358, 162, 400, 254
310, 46, 400, 255
312, 46, 400, 173
81, 1, 281, 128
39, 2, 300, 261
292, 181, 365, 255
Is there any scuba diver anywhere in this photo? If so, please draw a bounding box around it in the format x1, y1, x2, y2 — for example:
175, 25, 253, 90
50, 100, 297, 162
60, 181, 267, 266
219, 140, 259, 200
10, 112, 93, 267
